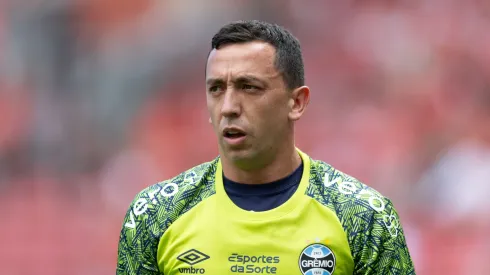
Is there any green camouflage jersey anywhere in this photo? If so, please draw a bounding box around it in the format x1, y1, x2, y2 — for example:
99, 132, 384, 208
117, 149, 415, 274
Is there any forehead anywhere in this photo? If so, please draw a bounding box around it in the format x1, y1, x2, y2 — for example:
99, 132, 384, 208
206, 41, 278, 80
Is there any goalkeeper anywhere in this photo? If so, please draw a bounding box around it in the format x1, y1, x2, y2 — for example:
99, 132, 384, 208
117, 20, 415, 275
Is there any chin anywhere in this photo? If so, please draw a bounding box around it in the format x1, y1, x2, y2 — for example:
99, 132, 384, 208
220, 146, 248, 159
223, 149, 267, 171
225, 149, 252, 161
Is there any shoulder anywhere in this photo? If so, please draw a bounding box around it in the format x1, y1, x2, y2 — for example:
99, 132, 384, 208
123, 158, 219, 232
308, 158, 387, 206
307, 158, 399, 237
306, 158, 414, 272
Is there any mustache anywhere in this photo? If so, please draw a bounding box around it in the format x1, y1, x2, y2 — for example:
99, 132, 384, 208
219, 119, 244, 128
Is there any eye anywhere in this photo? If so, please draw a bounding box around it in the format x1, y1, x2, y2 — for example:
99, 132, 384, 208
242, 84, 258, 91
208, 86, 220, 93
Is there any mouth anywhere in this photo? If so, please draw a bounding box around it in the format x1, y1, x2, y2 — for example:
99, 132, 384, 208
223, 128, 246, 139
222, 127, 247, 144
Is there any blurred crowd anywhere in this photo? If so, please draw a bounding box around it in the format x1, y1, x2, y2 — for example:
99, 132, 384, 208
1, 0, 490, 274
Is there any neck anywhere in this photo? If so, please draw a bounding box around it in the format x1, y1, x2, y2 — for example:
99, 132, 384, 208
221, 143, 302, 184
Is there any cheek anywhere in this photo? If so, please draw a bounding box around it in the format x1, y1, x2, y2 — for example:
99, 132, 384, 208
207, 100, 219, 117
266, 97, 289, 118
254, 103, 288, 132
206, 107, 219, 131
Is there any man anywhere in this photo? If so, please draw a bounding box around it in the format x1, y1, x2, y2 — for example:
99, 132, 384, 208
117, 20, 415, 274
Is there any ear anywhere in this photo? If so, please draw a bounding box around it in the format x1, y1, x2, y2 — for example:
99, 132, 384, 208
209, 117, 212, 124
288, 86, 310, 121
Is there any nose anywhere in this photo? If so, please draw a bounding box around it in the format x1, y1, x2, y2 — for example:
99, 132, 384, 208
221, 89, 241, 118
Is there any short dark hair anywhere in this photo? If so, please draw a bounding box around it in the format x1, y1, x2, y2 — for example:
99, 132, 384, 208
210, 20, 304, 90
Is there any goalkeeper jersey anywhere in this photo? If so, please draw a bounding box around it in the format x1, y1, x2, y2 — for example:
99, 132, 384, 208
117, 149, 415, 275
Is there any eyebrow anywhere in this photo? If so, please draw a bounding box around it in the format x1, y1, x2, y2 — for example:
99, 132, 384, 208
206, 78, 224, 86
206, 75, 266, 86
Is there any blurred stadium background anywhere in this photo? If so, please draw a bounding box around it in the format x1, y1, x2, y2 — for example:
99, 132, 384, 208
1, 0, 490, 274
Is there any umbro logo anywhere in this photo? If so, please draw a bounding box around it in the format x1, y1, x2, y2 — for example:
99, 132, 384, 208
177, 249, 210, 266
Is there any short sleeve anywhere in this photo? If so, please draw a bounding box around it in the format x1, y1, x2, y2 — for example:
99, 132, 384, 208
353, 200, 416, 275
116, 192, 162, 275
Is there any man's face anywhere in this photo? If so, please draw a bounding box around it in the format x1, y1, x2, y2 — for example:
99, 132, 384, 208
205, 41, 292, 168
